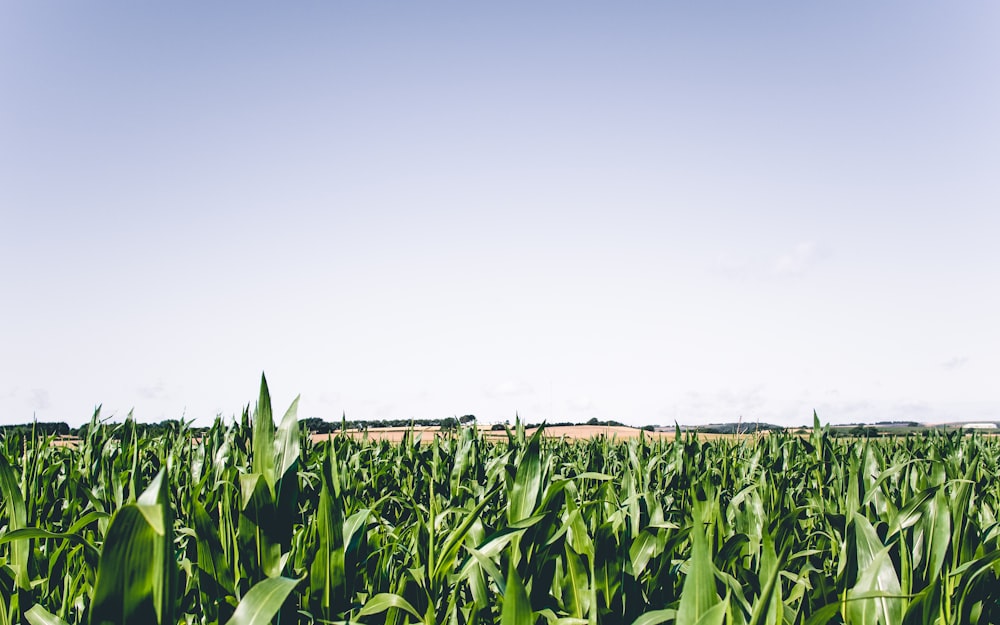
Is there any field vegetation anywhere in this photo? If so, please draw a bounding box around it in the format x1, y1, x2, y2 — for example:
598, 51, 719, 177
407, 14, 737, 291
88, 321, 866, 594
1, 377, 999, 624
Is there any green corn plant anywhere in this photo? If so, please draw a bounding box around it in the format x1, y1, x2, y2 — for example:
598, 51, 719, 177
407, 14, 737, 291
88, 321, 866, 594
88, 468, 176, 625
4, 403, 1000, 625
237, 375, 300, 583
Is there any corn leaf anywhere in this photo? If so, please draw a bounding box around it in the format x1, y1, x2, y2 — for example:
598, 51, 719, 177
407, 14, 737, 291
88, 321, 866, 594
224, 576, 301, 625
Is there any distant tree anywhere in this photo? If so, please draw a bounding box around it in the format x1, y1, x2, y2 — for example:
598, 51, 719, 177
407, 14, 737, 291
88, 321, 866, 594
843, 425, 880, 438
1, 422, 71, 436
301, 417, 337, 434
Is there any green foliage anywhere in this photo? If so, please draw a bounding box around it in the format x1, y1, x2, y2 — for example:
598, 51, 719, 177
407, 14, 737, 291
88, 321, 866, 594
89, 470, 175, 625
1, 386, 1000, 624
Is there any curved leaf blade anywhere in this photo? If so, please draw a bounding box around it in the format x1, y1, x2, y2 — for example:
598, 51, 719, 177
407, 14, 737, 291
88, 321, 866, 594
224, 576, 301, 625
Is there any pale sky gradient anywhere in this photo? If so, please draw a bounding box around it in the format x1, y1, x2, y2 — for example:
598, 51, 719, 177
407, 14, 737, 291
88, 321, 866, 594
2, 2, 998, 427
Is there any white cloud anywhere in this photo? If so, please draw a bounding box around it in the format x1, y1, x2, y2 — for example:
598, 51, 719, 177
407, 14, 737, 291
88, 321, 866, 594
675, 385, 767, 422
137, 381, 167, 400
30, 389, 50, 411
773, 241, 824, 276
942, 356, 969, 370
483, 381, 534, 398
712, 252, 750, 279
567, 396, 595, 412
889, 400, 932, 421
318, 391, 342, 405
357, 399, 397, 418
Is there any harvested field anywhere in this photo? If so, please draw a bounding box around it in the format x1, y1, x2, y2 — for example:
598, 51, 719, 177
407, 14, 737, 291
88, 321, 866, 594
309, 424, 762, 444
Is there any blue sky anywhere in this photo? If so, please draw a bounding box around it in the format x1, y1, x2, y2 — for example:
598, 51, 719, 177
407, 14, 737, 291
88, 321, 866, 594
2, 2, 998, 426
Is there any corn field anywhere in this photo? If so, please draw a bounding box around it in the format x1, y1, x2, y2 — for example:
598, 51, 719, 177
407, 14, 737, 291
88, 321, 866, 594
2, 378, 999, 625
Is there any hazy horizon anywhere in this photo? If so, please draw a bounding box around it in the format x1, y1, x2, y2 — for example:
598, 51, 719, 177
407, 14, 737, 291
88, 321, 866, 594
3, 2, 998, 427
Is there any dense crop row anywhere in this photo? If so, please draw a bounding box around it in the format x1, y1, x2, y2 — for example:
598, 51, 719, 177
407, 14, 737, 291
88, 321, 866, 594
1, 378, 999, 624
